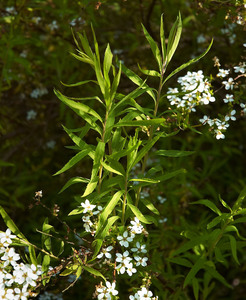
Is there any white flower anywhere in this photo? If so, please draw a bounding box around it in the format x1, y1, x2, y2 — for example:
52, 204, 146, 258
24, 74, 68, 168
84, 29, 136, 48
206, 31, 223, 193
134, 256, 148, 267
97, 286, 110, 300
131, 242, 147, 253
225, 110, 236, 121
117, 231, 133, 248
129, 218, 144, 234
97, 246, 113, 259
217, 122, 229, 131
13, 287, 29, 300
234, 64, 245, 74
200, 93, 215, 105
215, 130, 225, 140
137, 287, 153, 299
223, 94, 234, 103
116, 251, 132, 264
1, 247, 20, 267
81, 199, 96, 213
126, 262, 137, 276
222, 78, 234, 90
217, 69, 230, 78
26, 110, 37, 120
48, 20, 59, 31
105, 281, 118, 296
0, 229, 16, 245
129, 294, 140, 300
157, 195, 166, 204
197, 34, 206, 44
93, 205, 103, 215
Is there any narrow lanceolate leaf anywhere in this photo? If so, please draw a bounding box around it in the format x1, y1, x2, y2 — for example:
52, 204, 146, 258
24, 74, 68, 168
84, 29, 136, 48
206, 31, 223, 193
103, 43, 113, 83
207, 216, 223, 229
228, 234, 240, 265
54, 149, 91, 176
204, 265, 231, 288
171, 235, 208, 257
0, 206, 27, 241
167, 257, 193, 268
54, 89, 103, 123
190, 200, 222, 216
83, 266, 106, 281
77, 32, 94, 59
183, 257, 206, 288
233, 185, 246, 211
131, 133, 162, 170
163, 39, 213, 85
101, 160, 125, 176
92, 239, 103, 259
192, 277, 199, 300
61, 80, 97, 87
127, 203, 153, 224
59, 177, 90, 194
120, 63, 156, 102
142, 24, 162, 71
129, 178, 160, 184
68, 207, 84, 216
155, 169, 186, 182
111, 63, 121, 102
115, 118, 167, 127
96, 191, 124, 236
138, 64, 160, 77
160, 14, 167, 64
141, 197, 160, 215
96, 216, 120, 239
166, 12, 182, 65
155, 150, 195, 157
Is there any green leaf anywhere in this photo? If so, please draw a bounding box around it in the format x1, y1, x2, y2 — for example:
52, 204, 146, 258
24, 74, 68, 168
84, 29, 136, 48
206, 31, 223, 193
96, 216, 120, 239
96, 191, 124, 235
207, 216, 223, 229
138, 64, 160, 77
131, 133, 162, 170
92, 239, 103, 259
42, 254, 51, 274
120, 63, 156, 102
54, 89, 103, 123
83, 266, 106, 281
77, 31, 94, 59
61, 80, 97, 87
68, 207, 84, 216
142, 24, 162, 70
141, 197, 160, 215
155, 169, 186, 182
160, 14, 167, 64
28, 245, 37, 266
166, 12, 182, 65
116, 118, 167, 127
204, 264, 231, 288
0, 206, 27, 241
163, 39, 213, 85
168, 257, 193, 268
228, 234, 240, 265
155, 150, 195, 157
190, 200, 222, 216
59, 177, 90, 194
102, 159, 125, 176
129, 177, 160, 184
192, 277, 199, 300
54, 149, 91, 176
184, 257, 206, 288
103, 44, 113, 83
127, 203, 153, 224
219, 195, 232, 212
171, 235, 208, 257
233, 186, 246, 211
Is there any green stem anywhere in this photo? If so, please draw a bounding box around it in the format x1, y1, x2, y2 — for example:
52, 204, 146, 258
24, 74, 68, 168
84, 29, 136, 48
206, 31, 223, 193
98, 109, 109, 193
135, 74, 164, 207
121, 175, 128, 225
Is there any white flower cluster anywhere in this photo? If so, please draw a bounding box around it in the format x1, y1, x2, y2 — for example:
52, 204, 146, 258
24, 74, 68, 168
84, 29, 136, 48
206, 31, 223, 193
81, 199, 102, 235
30, 87, 48, 98
47, 20, 59, 31
26, 110, 37, 121
0, 229, 42, 300
199, 63, 245, 139
167, 70, 214, 113
38, 291, 63, 300
129, 287, 158, 300
96, 281, 118, 300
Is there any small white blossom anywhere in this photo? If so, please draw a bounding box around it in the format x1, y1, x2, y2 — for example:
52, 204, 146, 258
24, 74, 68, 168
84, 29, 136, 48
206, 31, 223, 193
131, 242, 147, 253
222, 78, 234, 90
223, 94, 234, 103
134, 256, 148, 267
217, 69, 230, 78
97, 246, 113, 259
117, 231, 134, 248
81, 199, 96, 213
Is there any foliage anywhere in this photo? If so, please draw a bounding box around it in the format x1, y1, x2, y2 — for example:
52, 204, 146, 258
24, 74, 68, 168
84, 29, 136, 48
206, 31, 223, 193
0, 0, 246, 299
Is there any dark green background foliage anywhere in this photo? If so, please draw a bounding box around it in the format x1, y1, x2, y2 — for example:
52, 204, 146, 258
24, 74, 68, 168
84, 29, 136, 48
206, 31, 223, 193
0, 0, 246, 299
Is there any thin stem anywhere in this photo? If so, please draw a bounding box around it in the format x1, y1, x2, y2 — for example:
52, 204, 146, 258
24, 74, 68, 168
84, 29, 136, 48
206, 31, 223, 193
121, 175, 128, 225
98, 109, 109, 193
